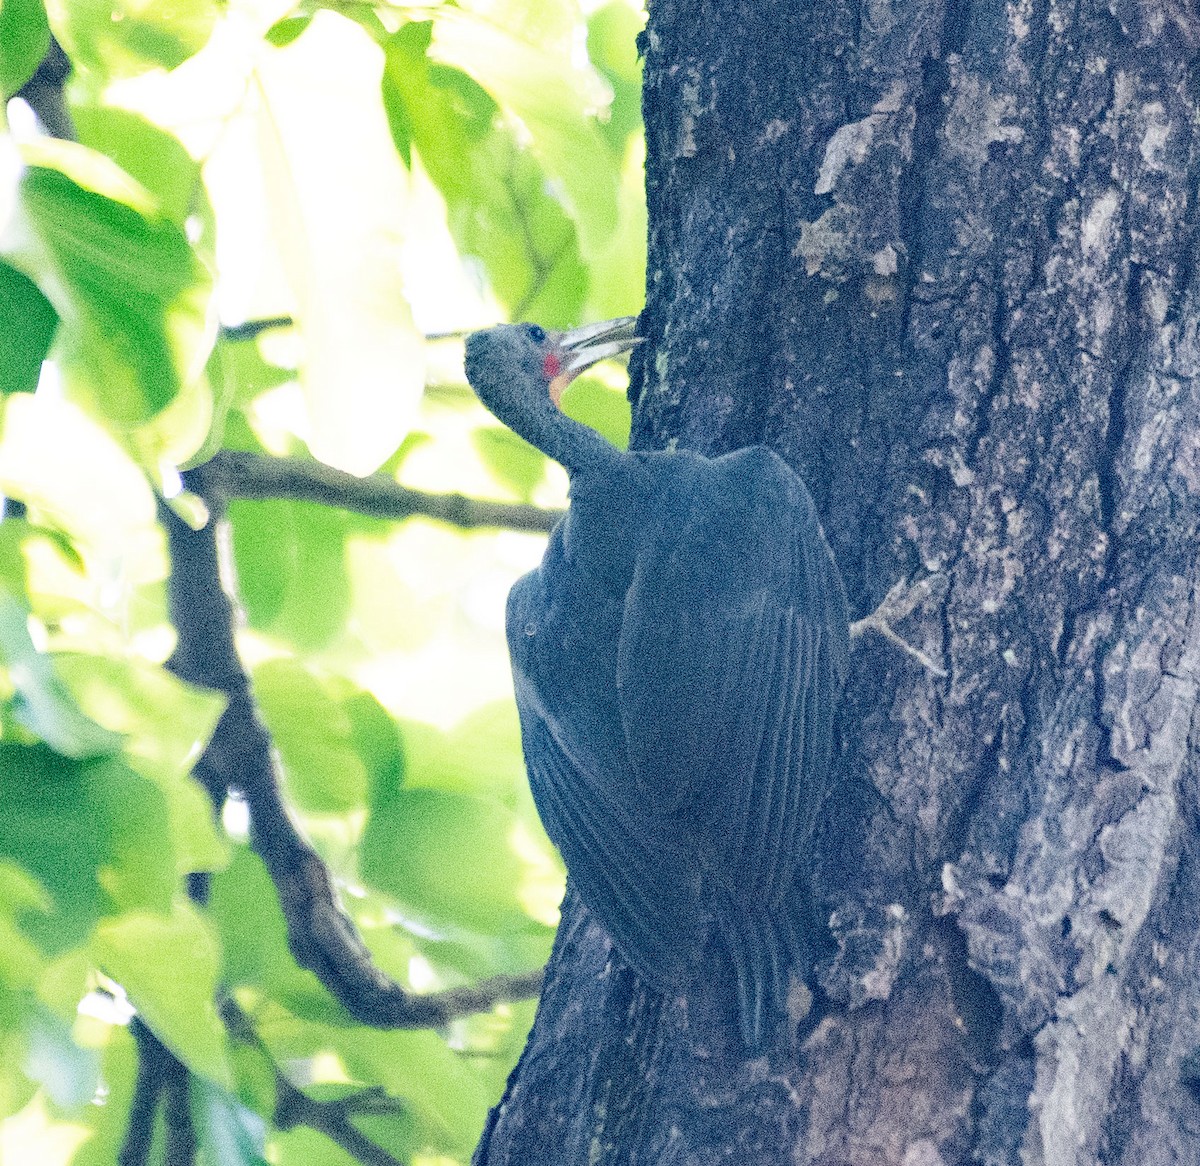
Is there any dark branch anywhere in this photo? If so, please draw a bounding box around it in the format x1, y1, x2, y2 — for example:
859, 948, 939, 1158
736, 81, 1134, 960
219, 319, 475, 343
222, 999, 408, 1166
14, 38, 73, 140
119, 1020, 195, 1166
198, 450, 562, 533
219, 317, 295, 342
162, 486, 544, 1027
117, 1021, 162, 1166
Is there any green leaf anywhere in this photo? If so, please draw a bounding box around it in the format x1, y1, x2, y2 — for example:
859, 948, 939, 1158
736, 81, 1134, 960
378, 428, 433, 476
360, 788, 530, 935
0, 746, 176, 952
0, 862, 48, 990
228, 1033, 277, 1120
379, 19, 431, 170
341, 534, 438, 657
340, 686, 404, 800
471, 426, 549, 502
228, 499, 350, 651
581, 132, 648, 321
0, 520, 33, 597
579, 4, 649, 323
70, 1025, 139, 1166
208, 843, 346, 1025
51, 0, 218, 79
0, 1040, 38, 1114
333, 1026, 490, 1153
257, 1009, 486, 1155
52, 652, 228, 873
18, 135, 160, 212
193, 1077, 269, 1166
0, 260, 56, 395
399, 701, 525, 798
216, 330, 296, 405
72, 107, 207, 229
18, 161, 212, 426
36, 945, 89, 1020
0, 0, 48, 97
430, 9, 619, 258
0, 393, 159, 558
91, 903, 231, 1086
202, 335, 296, 468
52, 651, 222, 774
265, 14, 314, 49
587, 2, 645, 154
251, 658, 368, 814
253, 12, 424, 476
382, 24, 586, 324
456, 132, 588, 323
23, 1004, 99, 1109
0, 596, 122, 758
375, 707, 562, 963
559, 374, 631, 449
271, 1125, 370, 1166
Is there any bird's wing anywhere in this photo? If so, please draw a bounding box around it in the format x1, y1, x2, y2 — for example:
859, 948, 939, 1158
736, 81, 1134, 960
507, 542, 702, 990
614, 476, 847, 900
512, 700, 700, 987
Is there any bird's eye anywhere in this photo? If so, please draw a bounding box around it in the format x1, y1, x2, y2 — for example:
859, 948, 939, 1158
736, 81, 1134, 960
524, 324, 547, 343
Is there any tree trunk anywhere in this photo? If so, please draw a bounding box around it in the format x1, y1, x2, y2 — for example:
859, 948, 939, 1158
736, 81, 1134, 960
473, 1, 1200, 1163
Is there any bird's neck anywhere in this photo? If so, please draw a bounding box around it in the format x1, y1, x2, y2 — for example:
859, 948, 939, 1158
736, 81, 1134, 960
519, 405, 626, 479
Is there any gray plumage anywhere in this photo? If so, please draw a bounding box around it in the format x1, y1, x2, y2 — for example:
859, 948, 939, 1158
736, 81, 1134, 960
465, 322, 849, 1046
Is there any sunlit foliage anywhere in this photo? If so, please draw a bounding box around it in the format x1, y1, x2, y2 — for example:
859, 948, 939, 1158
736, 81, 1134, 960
0, 0, 645, 1160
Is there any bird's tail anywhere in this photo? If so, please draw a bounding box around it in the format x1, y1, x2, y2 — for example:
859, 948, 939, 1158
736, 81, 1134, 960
712, 885, 817, 1049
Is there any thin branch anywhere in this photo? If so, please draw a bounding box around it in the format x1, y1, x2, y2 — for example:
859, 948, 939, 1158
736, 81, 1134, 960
849, 573, 949, 678
117, 1021, 163, 1166
219, 317, 295, 342
217, 319, 488, 344
162, 487, 545, 1028
161, 1045, 196, 1165
15, 38, 74, 140
119, 1020, 195, 1166
221, 1000, 408, 1166
198, 450, 563, 534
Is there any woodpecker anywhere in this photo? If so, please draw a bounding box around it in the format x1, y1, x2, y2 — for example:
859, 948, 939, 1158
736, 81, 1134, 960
465, 318, 849, 1047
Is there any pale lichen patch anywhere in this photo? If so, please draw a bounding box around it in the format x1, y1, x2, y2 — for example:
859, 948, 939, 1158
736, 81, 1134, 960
760, 117, 789, 145
1080, 189, 1119, 258
794, 207, 857, 276
815, 119, 879, 195
872, 245, 899, 276
943, 66, 1024, 170
1138, 103, 1171, 169
1008, 0, 1032, 41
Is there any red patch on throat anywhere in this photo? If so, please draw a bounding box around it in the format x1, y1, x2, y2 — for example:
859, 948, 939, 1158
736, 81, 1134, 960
543, 352, 563, 382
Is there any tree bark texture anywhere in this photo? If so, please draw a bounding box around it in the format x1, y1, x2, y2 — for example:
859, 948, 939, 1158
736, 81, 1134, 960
473, 2, 1200, 1163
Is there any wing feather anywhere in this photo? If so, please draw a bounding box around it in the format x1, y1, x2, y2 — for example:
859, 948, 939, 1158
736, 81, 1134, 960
505, 446, 849, 1038
508, 538, 701, 991
616, 538, 844, 910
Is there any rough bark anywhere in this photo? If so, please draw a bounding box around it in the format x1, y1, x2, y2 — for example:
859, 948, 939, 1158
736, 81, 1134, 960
474, 1, 1200, 1163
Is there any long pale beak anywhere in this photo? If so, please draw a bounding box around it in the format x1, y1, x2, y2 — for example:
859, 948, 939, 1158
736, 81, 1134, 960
550, 316, 641, 404
560, 316, 641, 374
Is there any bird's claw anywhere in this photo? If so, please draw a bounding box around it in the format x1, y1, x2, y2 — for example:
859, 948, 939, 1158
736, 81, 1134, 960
849, 573, 948, 678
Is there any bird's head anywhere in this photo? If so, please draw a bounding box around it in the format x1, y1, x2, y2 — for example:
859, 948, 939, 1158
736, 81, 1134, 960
465, 318, 640, 432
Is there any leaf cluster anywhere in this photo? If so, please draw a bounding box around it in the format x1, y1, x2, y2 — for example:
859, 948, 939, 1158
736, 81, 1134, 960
0, 0, 645, 1161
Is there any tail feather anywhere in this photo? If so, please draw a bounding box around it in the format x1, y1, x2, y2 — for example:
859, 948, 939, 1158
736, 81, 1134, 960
713, 885, 817, 1048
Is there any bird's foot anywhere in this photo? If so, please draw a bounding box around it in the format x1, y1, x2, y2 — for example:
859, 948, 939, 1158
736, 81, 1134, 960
849, 573, 948, 678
